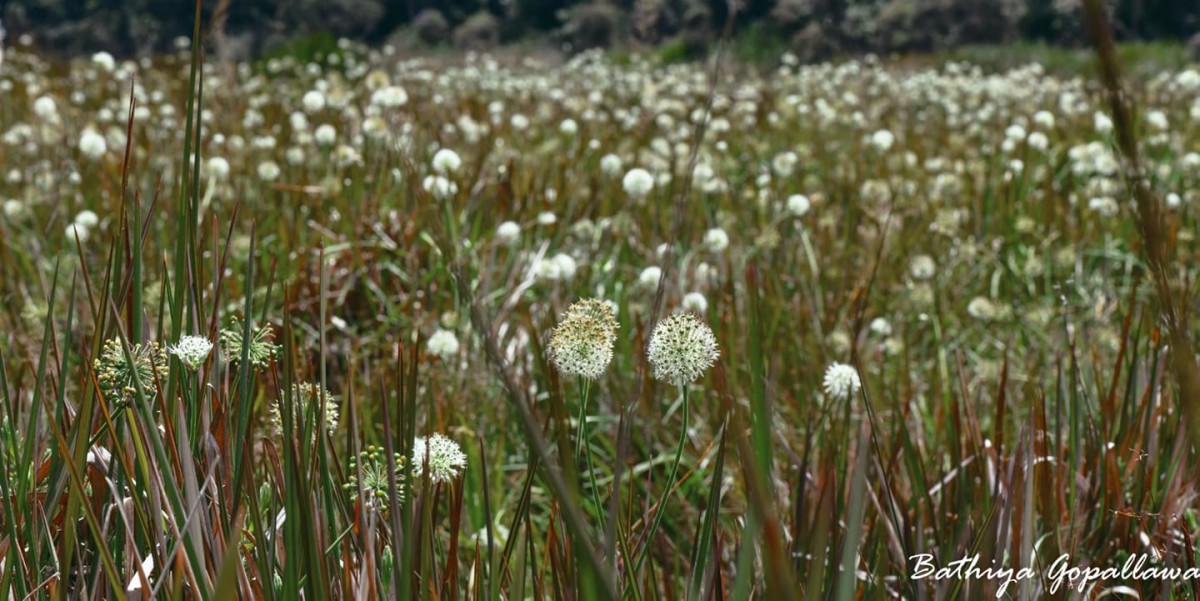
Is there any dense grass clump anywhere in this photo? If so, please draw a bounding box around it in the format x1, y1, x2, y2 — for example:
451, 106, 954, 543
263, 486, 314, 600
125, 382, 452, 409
2, 23, 1200, 599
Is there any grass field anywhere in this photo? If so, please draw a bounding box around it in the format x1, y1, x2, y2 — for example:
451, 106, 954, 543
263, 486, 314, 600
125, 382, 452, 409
2, 22, 1200, 599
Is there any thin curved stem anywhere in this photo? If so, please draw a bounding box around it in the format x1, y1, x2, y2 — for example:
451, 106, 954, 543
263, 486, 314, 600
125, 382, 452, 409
635, 385, 689, 573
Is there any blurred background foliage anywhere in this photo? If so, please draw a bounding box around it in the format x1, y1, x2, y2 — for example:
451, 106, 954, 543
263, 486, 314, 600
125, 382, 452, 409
2, 0, 1200, 62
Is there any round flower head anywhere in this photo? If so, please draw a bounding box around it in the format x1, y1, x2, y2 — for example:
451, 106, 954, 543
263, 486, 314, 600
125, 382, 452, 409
345, 445, 406, 510
647, 313, 720, 386
271, 382, 339, 439
168, 335, 213, 371
432, 148, 462, 174
427, 329, 460, 360
412, 433, 467, 483
78, 129, 107, 160
622, 168, 654, 198
94, 339, 168, 403
220, 319, 279, 369
822, 362, 861, 402
549, 299, 619, 380
704, 228, 729, 253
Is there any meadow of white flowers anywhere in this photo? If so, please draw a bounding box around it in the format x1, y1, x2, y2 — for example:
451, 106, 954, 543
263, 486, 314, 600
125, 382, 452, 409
0, 33, 1197, 598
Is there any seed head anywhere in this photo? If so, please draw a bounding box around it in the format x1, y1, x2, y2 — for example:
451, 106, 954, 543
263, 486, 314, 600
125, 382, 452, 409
94, 339, 167, 403
549, 299, 618, 380
412, 433, 468, 483
647, 313, 719, 386
220, 320, 279, 369
345, 445, 406, 510
271, 382, 339, 440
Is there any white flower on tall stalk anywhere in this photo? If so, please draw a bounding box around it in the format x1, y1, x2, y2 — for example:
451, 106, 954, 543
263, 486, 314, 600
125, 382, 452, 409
257, 160, 281, 181
314, 124, 337, 146
822, 363, 861, 402
549, 298, 618, 380
599, 153, 622, 176
869, 129, 895, 151
411, 433, 468, 483
204, 157, 230, 181
74, 210, 99, 229
432, 148, 462, 174
369, 85, 408, 109
909, 255, 936, 280
168, 335, 213, 371
427, 329, 460, 360
33, 96, 58, 120
622, 168, 654, 198
647, 313, 719, 386
91, 51, 116, 72
703, 228, 729, 253
786, 194, 811, 217
78, 129, 107, 160
868, 318, 892, 337
302, 90, 326, 113
66, 223, 89, 242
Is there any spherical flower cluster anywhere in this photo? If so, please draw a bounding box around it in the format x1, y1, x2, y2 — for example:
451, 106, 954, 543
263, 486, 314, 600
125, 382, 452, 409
786, 194, 811, 217
205, 156, 230, 181
496, 221, 521, 244
370, 85, 408, 109
681, 291, 708, 314
271, 382, 339, 439
647, 313, 720, 386
549, 298, 619, 380
345, 445, 406, 510
220, 320, 279, 369
168, 335, 213, 371
622, 167, 654, 198
411, 433, 468, 483
302, 90, 326, 113
427, 328, 460, 360
78, 129, 107, 160
423, 175, 457, 200
257, 160, 281, 181
638, 266, 662, 288
431, 148, 462, 174
822, 362, 861, 402
94, 338, 167, 403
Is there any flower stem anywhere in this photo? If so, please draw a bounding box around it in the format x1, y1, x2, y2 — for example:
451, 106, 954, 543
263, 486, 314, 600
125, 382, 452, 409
635, 385, 689, 573
576, 378, 607, 531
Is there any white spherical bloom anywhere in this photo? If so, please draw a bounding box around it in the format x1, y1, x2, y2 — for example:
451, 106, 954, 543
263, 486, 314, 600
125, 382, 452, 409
289, 111, 309, 132
3, 200, 22, 218
786, 194, 811, 217
257, 160, 281, 181
427, 329, 460, 360
91, 51, 116, 72
552, 253, 577, 280
74, 210, 99, 228
66, 223, 89, 242
314, 124, 337, 146
772, 151, 798, 177
622, 168, 654, 198
868, 317, 892, 337
205, 156, 230, 180
369, 85, 408, 109
1167, 192, 1182, 208
510, 114, 530, 130
681, 291, 708, 314
432, 148, 462, 174
411, 433, 468, 483
638, 266, 663, 288
1027, 131, 1049, 152
599, 153, 623, 176
647, 313, 720, 386
537, 211, 557, 226
822, 363, 861, 402
559, 118, 578, 136
168, 335, 213, 371
33, 96, 58, 120
703, 228, 729, 252
286, 146, 306, 166
1004, 124, 1027, 142
549, 298, 618, 379
422, 175, 457, 200
78, 128, 108, 159
1094, 111, 1113, 134
967, 296, 998, 321
302, 90, 326, 113
869, 129, 895, 152
909, 255, 936, 280
496, 221, 521, 243
1146, 110, 1169, 131
1033, 110, 1055, 129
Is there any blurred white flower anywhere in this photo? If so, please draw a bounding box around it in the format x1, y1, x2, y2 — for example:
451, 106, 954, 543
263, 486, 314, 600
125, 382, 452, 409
638, 266, 662, 288
422, 175, 457, 200
91, 51, 116, 72
869, 129, 895, 151
622, 168, 654, 198
257, 160, 281, 181
427, 329, 460, 359
370, 85, 408, 109
302, 90, 326, 113
600, 153, 622, 176
432, 148, 462, 174
681, 291, 708, 314
496, 221, 521, 243
78, 128, 108, 159
786, 194, 811, 217
33, 96, 58, 120
74, 210, 99, 228
909, 255, 936, 280
703, 227, 729, 252
314, 124, 337, 146
204, 157, 230, 181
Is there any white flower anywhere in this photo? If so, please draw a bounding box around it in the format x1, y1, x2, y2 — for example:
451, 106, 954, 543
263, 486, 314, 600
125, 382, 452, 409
868, 317, 892, 337
427, 329, 460, 359
559, 118, 578, 136
703, 228, 729, 253
638, 266, 662, 288
204, 157, 230, 180
370, 85, 408, 108
822, 363, 861, 402
432, 148, 462, 174
1094, 111, 1113, 134
549, 298, 618, 379
1033, 110, 1055, 129
78, 129, 107, 159
772, 151, 797, 177
1147, 110, 1169, 131
66, 223, 89, 242
91, 51, 116, 72
412, 433, 467, 483
168, 335, 213, 371
909, 255, 936, 280
682, 291, 708, 314
422, 175, 457, 200
257, 161, 281, 181
647, 313, 720, 386
622, 168, 654, 198
600, 153, 623, 176
967, 296, 998, 321
1027, 131, 1049, 152
869, 129, 895, 151
314, 124, 337, 146
3, 200, 22, 218
302, 90, 326, 113
496, 221, 521, 243
786, 194, 811, 217
537, 211, 557, 226
552, 253, 577, 280
74, 210, 99, 228
33, 96, 58, 120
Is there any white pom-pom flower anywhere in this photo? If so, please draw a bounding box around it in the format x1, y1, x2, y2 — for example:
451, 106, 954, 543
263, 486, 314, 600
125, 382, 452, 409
647, 313, 720, 386
412, 433, 467, 483
168, 335, 213, 371
822, 362, 861, 402
549, 299, 618, 380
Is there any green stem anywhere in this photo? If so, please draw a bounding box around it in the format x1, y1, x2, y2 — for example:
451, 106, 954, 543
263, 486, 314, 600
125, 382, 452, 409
576, 378, 607, 530
635, 385, 689, 574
